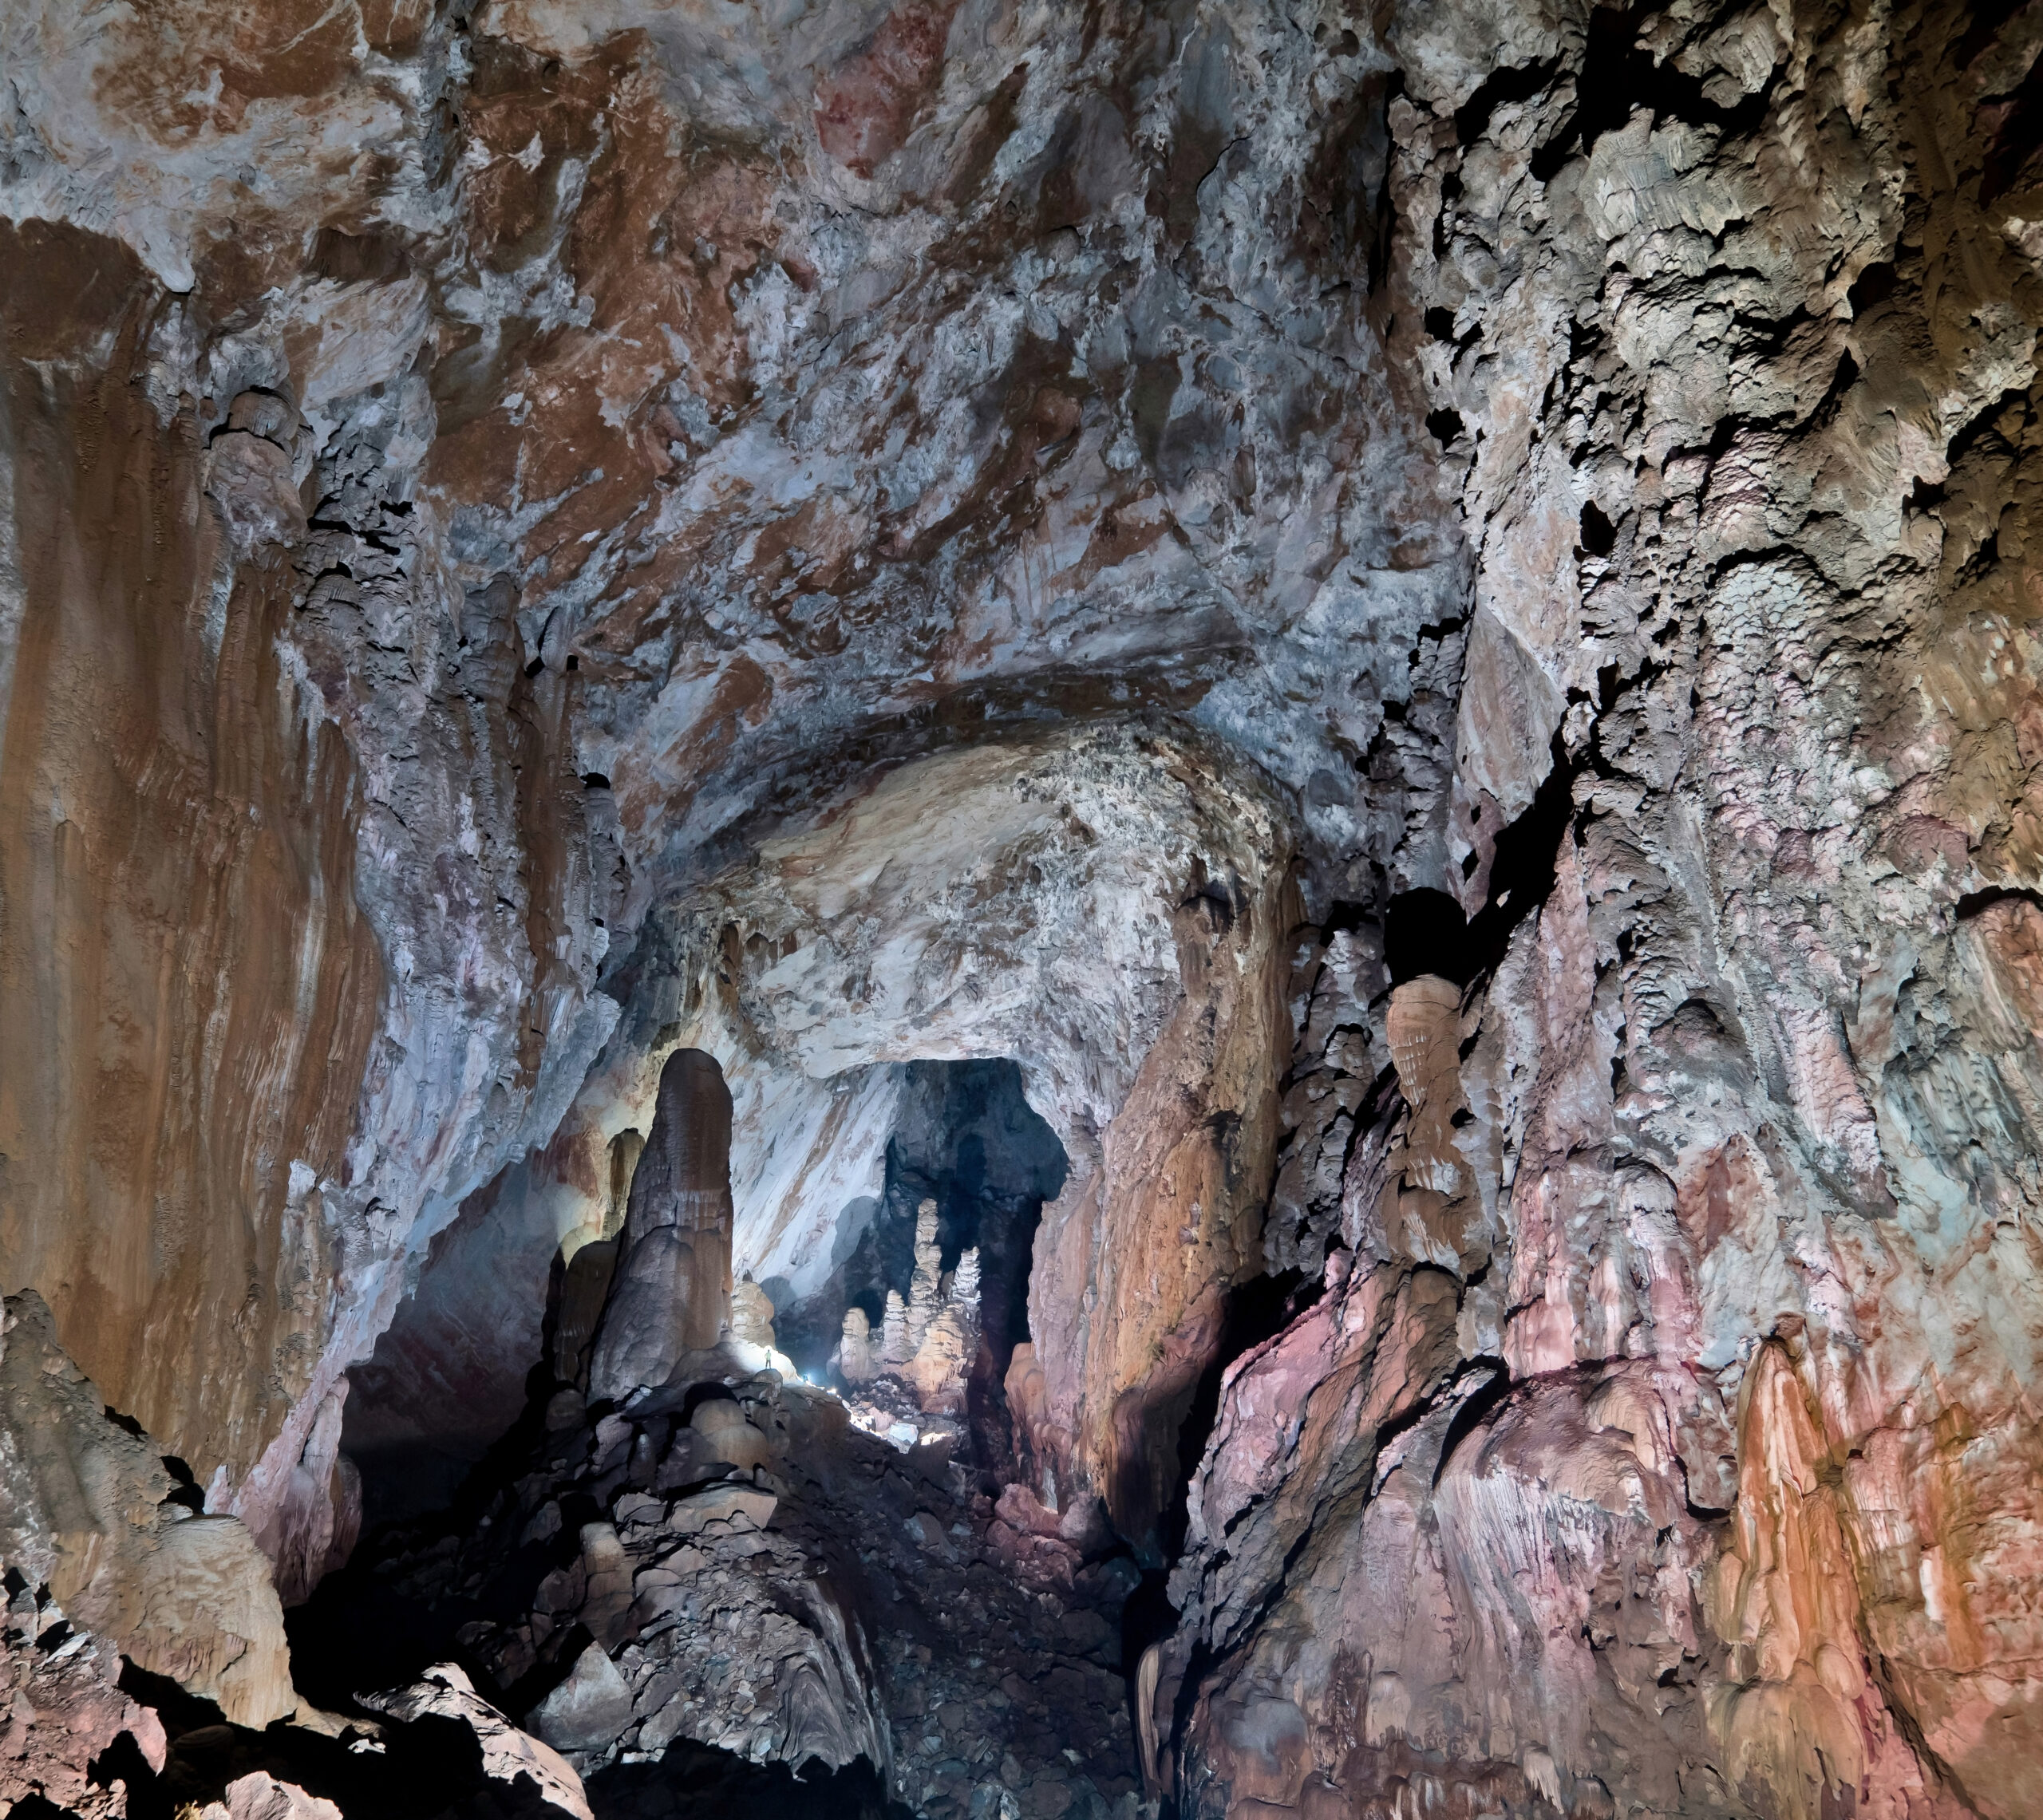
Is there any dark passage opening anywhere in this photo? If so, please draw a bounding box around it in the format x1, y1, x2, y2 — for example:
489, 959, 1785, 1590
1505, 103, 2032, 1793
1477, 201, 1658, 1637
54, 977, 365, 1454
770, 1060, 1068, 1475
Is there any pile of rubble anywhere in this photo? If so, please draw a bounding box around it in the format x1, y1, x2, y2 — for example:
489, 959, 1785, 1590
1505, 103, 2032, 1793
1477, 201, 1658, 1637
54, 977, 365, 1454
334, 1352, 1148, 1820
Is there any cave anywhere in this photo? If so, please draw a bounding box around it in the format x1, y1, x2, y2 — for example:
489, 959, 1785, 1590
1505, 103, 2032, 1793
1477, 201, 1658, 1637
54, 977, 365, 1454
7, 3, 2043, 1819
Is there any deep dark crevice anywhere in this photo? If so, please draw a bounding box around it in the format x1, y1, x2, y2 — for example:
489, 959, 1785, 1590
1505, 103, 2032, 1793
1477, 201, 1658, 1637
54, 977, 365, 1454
1982, 40, 2043, 204
1944, 386, 2032, 476
1808, 348, 1861, 431
108, 1660, 536, 1820
587, 1747, 912, 1819
1955, 884, 2043, 921
1460, 729, 1582, 981
1954, 0, 2031, 69
1452, 58, 1561, 144
1156, 1269, 1319, 1564
1120, 1569, 1179, 1682
1430, 1362, 1512, 1487
160, 1454, 207, 1514
1848, 261, 1898, 314
1579, 499, 1617, 555
1385, 886, 1470, 985
1863, 1643, 1982, 1817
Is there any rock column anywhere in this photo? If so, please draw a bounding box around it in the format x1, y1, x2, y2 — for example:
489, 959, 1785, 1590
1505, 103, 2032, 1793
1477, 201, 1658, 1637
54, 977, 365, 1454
904, 1198, 942, 1352
589, 1049, 734, 1402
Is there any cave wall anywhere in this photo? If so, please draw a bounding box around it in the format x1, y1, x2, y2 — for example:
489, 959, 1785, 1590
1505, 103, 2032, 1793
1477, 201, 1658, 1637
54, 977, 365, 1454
1157, 2, 2043, 1817
3, 0, 1460, 1561
0, 221, 384, 1504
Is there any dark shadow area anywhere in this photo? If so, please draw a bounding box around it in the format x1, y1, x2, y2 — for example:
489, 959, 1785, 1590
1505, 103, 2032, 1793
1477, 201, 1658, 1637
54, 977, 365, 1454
288, 1360, 589, 1718
586, 1745, 912, 1819
110, 1658, 563, 1820
342, 1161, 560, 1531
1384, 887, 1468, 985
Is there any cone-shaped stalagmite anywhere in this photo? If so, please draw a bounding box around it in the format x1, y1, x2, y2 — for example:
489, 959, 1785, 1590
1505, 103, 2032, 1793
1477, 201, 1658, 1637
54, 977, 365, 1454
905, 1198, 942, 1352
588, 1049, 734, 1401
839, 1307, 876, 1384
729, 1277, 777, 1351
880, 1289, 911, 1364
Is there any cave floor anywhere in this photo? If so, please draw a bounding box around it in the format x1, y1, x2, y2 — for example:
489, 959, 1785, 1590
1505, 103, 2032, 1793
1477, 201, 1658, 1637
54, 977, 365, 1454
285, 1366, 1150, 1820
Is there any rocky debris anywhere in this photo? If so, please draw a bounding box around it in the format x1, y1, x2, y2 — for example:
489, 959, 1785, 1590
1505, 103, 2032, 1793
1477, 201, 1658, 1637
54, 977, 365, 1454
0, 1291, 296, 1732
356, 1663, 592, 1819
527, 1644, 638, 1757
326, 1360, 1149, 1820
197, 1771, 344, 1820
0, 1578, 168, 1817
590, 1051, 737, 1404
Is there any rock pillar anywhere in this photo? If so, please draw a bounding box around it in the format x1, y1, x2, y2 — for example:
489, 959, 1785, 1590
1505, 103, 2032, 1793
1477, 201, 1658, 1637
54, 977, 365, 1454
588, 1049, 733, 1401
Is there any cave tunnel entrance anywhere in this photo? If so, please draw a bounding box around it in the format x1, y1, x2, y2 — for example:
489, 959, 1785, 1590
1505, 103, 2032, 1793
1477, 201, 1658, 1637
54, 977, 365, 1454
768, 1059, 1067, 1476
288, 1048, 1139, 1820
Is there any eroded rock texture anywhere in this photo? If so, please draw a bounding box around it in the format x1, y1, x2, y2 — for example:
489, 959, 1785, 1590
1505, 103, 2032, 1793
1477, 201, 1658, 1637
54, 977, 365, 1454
6, 0, 2043, 1814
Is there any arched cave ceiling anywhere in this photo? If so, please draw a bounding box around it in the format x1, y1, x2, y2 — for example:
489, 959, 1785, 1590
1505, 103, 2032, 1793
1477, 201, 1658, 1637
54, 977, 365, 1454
6, 0, 2043, 1814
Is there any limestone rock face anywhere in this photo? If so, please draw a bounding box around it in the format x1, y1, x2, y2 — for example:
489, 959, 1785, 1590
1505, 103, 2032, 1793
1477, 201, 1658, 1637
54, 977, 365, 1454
355, 1663, 592, 1820
0, 0, 1449, 1575
0, 1589, 167, 1818
0, 1292, 296, 1733
6, 0, 2043, 1812
196, 1774, 343, 1820
1151, 0, 2043, 1814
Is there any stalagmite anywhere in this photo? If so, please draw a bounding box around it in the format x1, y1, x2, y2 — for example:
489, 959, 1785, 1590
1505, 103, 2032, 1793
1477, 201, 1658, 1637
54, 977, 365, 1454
838, 1307, 876, 1385
604, 1128, 644, 1241
589, 1049, 734, 1402
951, 1246, 982, 1318
879, 1289, 911, 1366
907, 1305, 971, 1413
729, 1277, 777, 1352
904, 1198, 942, 1354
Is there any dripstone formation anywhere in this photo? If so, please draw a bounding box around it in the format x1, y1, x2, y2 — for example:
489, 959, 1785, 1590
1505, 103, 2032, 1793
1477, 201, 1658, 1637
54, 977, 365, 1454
6, 0, 2043, 1817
